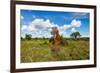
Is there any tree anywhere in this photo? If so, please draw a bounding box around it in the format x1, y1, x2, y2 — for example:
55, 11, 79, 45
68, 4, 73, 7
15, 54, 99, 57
70, 31, 81, 40
21, 37, 24, 40
25, 34, 32, 40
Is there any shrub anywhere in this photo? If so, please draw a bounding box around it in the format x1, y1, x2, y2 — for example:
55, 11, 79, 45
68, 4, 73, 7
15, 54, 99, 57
60, 36, 68, 46
25, 34, 32, 40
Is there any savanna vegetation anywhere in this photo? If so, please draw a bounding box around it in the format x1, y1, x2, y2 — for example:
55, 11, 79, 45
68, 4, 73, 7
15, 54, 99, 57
21, 33, 89, 63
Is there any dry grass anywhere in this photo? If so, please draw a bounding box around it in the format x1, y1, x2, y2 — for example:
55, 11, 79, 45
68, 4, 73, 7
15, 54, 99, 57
21, 39, 89, 63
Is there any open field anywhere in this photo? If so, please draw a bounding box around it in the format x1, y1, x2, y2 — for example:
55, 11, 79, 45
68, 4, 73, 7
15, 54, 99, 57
21, 38, 89, 63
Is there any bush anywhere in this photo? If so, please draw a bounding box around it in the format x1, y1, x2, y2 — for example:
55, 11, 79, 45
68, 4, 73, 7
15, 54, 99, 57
25, 34, 32, 40
43, 41, 48, 45
21, 37, 24, 40
60, 36, 68, 46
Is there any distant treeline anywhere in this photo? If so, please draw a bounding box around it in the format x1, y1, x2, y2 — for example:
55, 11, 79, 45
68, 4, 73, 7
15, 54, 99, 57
21, 32, 89, 41
21, 37, 89, 41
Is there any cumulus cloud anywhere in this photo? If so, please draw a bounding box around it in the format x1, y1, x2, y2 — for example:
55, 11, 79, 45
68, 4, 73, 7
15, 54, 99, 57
59, 19, 81, 33
71, 28, 77, 32
31, 19, 53, 29
71, 19, 81, 27
21, 25, 27, 30
21, 18, 81, 38
21, 19, 56, 31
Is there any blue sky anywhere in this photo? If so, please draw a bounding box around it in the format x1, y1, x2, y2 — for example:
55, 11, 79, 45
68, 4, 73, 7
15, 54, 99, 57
21, 9, 90, 38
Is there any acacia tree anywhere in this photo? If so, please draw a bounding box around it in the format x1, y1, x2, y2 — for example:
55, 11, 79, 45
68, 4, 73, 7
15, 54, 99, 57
70, 31, 81, 40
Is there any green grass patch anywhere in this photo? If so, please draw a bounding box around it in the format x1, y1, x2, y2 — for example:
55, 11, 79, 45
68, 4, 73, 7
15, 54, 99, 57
21, 39, 89, 63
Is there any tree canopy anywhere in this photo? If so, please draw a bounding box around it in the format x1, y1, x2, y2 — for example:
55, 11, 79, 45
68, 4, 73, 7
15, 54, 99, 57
25, 34, 32, 40
70, 31, 81, 39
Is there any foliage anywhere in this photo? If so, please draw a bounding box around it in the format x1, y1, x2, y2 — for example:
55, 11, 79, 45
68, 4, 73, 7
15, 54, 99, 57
21, 37, 24, 40
25, 34, 32, 40
60, 35, 68, 46
70, 31, 81, 40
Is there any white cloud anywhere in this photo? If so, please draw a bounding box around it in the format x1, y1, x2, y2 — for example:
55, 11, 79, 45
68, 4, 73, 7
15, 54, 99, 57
59, 19, 81, 32
60, 25, 71, 30
71, 19, 81, 27
31, 19, 53, 29
21, 19, 81, 38
71, 28, 77, 32
21, 16, 24, 20
21, 19, 57, 31
21, 25, 27, 30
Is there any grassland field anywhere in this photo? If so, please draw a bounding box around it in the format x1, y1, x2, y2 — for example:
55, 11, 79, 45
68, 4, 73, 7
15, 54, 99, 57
21, 38, 89, 63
